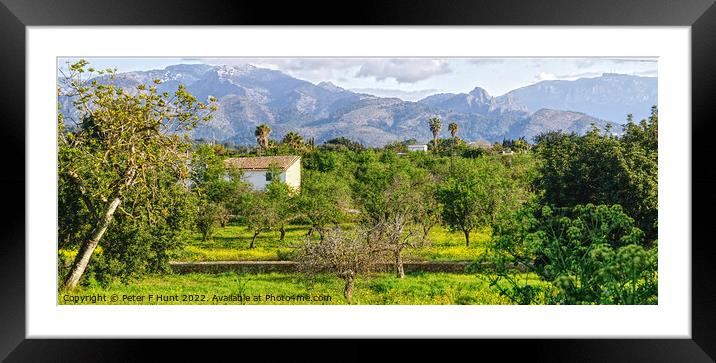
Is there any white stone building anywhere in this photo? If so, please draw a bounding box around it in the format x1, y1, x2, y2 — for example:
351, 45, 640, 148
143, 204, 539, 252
407, 144, 428, 152
224, 155, 301, 191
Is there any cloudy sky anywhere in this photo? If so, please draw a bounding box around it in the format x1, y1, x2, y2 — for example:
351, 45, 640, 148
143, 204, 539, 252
59, 57, 657, 101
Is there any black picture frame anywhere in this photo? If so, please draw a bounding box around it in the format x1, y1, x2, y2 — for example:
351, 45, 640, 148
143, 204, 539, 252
1, 0, 714, 361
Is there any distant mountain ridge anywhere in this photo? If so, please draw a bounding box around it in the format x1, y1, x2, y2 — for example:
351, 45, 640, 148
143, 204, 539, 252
502, 73, 657, 123
59, 64, 656, 147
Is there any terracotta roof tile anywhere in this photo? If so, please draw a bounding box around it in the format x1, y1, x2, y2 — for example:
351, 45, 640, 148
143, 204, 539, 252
224, 155, 300, 171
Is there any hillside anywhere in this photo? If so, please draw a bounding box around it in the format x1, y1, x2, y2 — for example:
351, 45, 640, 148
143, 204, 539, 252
59, 64, 650, 146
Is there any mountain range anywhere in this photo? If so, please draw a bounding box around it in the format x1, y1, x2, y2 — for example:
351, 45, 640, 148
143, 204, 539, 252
59, 63, 657, 147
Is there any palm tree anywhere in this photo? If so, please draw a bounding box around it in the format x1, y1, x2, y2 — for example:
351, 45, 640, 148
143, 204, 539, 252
448, 122, 459, 140
428, 117, 442, 151
255, 124, 271, 155
448, 122, 459, 174
282, 131, 304, 149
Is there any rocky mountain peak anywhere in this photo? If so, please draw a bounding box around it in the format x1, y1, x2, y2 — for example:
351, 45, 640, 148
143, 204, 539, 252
468, 86, 491, 100
317, 81, 345, 92
215, 64, 256, 77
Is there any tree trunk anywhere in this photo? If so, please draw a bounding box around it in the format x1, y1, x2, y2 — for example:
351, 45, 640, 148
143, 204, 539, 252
62, 197, 121, 290
395, 250, 405, 279
463, 229, 470, 247
422, 225, 432, 240
279, 225, 286, 241
305, 227, 314, 252
343, 273, 355, 300
250, 231, 259, 249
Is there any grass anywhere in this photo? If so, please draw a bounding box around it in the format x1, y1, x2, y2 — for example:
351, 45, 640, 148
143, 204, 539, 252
169, 222, 488, 262
58, 271, 545, 305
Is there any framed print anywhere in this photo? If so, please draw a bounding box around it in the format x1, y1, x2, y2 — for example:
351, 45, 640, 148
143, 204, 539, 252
2, 0, 716, 361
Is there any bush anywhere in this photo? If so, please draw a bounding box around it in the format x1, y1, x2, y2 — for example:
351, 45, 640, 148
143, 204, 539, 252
478, 203, 657, 305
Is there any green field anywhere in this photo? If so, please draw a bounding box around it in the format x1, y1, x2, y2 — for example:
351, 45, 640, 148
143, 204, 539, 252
58, 223, 503, 306
169, 222, 488, 262
59, 272, 546, 305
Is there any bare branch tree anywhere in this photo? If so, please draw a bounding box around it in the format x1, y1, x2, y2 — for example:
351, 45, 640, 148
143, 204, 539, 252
298, 226, 388, 301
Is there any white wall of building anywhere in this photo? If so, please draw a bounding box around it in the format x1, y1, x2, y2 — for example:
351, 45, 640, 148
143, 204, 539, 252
284, 161, 301, 190
239, 159, 301, 191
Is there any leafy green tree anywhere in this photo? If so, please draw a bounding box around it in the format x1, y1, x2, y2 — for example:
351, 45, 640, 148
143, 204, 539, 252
533, 107, 658, 241
510, 137, 530, 153
476, 203, 657, 305
190, 144, 224, 191
296, 170, 352, 243
415, 173, 442, 240
303, 150, 339, 173
242, 191, 279, 249
321, 137, 365, 152
195, 201, 228, 241
58, 60, 216, 289
265, 179, 297, 241
189, 144, 248, 229
428, 117, 442, 151
91, 173, 198, 285
437, 158, 529, 246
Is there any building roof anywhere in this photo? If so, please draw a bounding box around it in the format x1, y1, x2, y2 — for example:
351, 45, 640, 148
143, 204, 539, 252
224, 155, 300, 171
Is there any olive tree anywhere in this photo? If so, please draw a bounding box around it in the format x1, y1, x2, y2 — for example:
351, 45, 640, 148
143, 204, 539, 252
298, 227, 386, 300
58, 60, 216, 289
242, 191, 279, 249
265, 178, 297, 241
437, 158, 528, 246
373, 172, 428, 278
295, 170, 351, 244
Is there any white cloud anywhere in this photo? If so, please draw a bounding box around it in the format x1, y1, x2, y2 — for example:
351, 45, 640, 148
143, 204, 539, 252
179, 58, 455, 84
533, 72, 558, 82
198, 58, 359, 82
355, 59, 452, 83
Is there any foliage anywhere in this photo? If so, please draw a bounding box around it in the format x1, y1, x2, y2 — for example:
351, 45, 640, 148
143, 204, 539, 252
295, 170, 352, 240
281, 131, 304, 149
302, 150, 341, 173
428, 117, 443, 150
189, 144, 247, 233
240, 191, 280, 249
476, 203, 657, 304
195, 202, 229, 241
265, 179, 297, 241
254, 124, 271, 152
448, 122, 459, 138
370, 171, 430, 277
383, 138, 418, 153
501, 137, 530, 153
320, 137, 365, 152
533, 107, 658, 241
437, 157, 531, 246
57, 60, 215, 288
